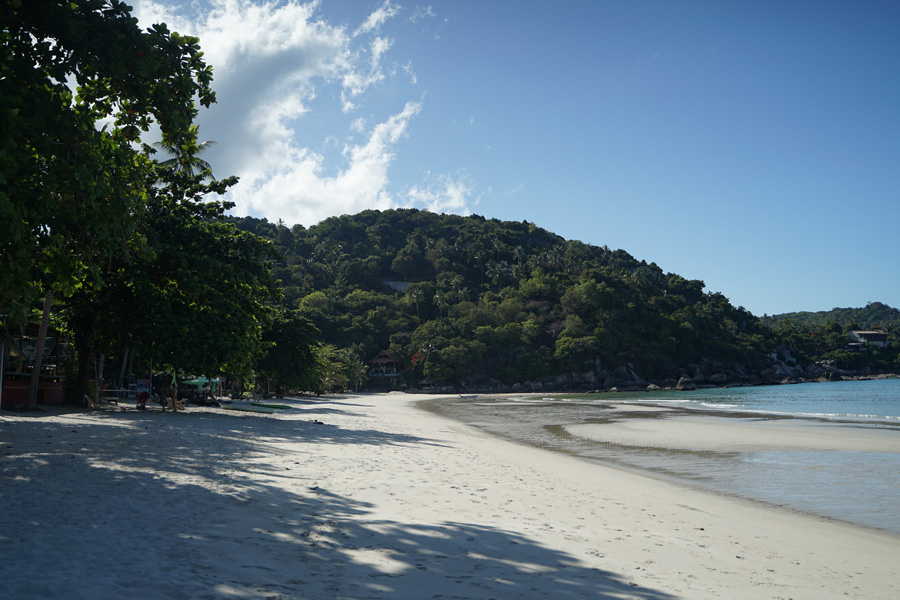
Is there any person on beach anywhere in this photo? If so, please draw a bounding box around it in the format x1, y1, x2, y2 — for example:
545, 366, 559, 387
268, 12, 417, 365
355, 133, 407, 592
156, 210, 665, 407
136, 391, 149, 411
168, 385, 178, 412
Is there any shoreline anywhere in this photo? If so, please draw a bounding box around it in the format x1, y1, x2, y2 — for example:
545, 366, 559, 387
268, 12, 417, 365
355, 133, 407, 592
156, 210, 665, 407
404, 371, 900, 398
3, 392, 899, 599
423, 392, 900, 536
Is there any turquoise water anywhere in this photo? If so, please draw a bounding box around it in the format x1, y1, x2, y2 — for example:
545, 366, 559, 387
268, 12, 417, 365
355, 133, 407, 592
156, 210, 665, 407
428, 379, 900, 535
590, 378, 900, 422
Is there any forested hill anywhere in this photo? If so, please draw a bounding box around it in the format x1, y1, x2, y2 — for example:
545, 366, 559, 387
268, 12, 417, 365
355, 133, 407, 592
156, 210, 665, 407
763, 302, 900, 331
231, 209, 779, 390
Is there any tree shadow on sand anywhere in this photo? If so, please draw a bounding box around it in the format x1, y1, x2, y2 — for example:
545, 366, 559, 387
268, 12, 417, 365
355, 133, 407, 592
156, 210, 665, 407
1, 407, 677, 599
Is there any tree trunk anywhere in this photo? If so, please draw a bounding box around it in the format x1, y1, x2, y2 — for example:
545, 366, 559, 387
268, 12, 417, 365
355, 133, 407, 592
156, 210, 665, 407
71, 333, 92, 405
118, 348, 130, 389
0, 330, 6, 409
95, 353, 105, 405
126, 350, 135, 389
25, 289, 53, 410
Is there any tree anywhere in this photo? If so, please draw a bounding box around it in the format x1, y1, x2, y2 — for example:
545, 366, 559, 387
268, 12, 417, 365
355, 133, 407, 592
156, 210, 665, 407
346, 352, 368, 392
2, 0, 216, 408
319, 345, 349, 393
2, 0, 216, 304
256, 307, 324, 395
58, 169, 279, 403
406, 287, 424, 320
152, 125, 216, 175
120, 172, 278, 377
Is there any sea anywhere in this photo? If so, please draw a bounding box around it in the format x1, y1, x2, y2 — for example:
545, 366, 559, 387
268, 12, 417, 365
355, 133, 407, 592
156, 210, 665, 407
423, 379, 900, 536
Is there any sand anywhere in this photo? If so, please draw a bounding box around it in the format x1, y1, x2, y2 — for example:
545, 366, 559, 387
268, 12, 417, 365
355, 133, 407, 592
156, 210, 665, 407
566, 411, 900, 452
2, 392, 898, 599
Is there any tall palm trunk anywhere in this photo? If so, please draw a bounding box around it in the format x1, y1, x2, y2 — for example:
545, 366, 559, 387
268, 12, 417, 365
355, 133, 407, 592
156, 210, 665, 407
26, 289, 53, 410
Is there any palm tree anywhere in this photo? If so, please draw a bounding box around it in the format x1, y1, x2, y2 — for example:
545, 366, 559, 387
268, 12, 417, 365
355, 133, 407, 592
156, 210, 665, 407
152, 124, 216, 176
434, 292, 445, 319
407, 287, 424, 319
349, 357, 368, 392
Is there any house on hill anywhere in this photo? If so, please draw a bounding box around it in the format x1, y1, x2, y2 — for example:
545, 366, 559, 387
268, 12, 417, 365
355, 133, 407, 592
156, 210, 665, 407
847, 330, 889, 350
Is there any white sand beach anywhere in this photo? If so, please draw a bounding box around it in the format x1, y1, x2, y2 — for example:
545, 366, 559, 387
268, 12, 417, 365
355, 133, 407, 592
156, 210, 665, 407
2, 392, 898, 599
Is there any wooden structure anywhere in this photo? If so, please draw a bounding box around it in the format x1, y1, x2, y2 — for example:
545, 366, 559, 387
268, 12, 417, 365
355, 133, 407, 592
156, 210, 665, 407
1, 322, 67, 408
370, 350, 400, 377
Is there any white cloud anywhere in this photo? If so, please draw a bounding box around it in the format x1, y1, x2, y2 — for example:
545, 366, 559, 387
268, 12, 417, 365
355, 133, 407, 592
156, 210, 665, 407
404, 173, 475, 215
401, 60, 417, 84
341, 35, 393, 112
409, 5, 436, 24
350, 117, 367, 133
502, 184, 525, 197
229, 101, 423, 224
354, 0, 400, 36
132, 0, 472, 226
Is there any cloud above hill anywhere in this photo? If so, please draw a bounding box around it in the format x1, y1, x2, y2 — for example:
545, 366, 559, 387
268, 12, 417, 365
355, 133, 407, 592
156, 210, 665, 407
132, 0, 472, 225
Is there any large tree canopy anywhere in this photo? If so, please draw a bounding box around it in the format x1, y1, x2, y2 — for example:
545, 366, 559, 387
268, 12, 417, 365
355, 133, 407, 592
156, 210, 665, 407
58, 169, 282, 403
1, 2, 336, 402
1, 0, 215, 314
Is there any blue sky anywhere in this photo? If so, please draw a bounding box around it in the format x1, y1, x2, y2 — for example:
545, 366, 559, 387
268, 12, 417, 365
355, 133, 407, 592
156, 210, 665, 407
133, 1, 900, 317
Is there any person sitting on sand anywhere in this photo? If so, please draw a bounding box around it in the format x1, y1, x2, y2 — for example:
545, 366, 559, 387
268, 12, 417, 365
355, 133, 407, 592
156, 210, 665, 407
136, 391, 149, 411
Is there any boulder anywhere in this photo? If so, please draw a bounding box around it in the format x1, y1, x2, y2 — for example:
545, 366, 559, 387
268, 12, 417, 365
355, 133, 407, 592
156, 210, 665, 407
763, 361, 802, 384
708, 373, 728, 385
805, 363, 826, 378
689, 364, 706, 384
614, 364, 647, 387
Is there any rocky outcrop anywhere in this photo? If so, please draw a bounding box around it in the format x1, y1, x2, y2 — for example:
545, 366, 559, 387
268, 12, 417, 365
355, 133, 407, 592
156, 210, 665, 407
474, 355, 897, 396
760, 360, 804, 384
708, 372, 729, 385
601, 364, 648, 391
676, 377, 697, 391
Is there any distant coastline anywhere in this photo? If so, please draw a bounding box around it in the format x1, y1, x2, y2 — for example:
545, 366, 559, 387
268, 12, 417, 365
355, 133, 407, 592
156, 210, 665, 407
404, 367, 900, 396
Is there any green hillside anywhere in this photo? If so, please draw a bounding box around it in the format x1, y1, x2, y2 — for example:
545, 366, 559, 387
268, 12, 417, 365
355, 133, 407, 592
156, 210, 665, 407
764, 302, 900, 331
232, 209, 777, 390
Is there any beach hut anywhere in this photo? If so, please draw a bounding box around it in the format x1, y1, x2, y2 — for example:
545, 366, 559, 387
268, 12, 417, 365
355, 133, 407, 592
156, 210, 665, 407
1, 322, 67, 409
370, 350, 399, 377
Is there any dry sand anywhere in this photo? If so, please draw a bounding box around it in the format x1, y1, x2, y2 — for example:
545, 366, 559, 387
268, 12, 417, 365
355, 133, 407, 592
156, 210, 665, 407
2, 392, 898, 599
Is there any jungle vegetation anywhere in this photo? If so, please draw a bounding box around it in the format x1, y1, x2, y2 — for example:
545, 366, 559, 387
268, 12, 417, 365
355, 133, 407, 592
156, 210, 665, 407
233, 210, 782, 389
233, 211, 900, 389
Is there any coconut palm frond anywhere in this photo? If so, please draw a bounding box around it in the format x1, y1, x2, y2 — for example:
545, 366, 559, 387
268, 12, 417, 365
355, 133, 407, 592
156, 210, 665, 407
152, 126, 216, 178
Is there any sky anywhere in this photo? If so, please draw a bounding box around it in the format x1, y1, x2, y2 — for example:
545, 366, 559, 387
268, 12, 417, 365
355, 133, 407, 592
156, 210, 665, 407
131, 0, 900, 317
